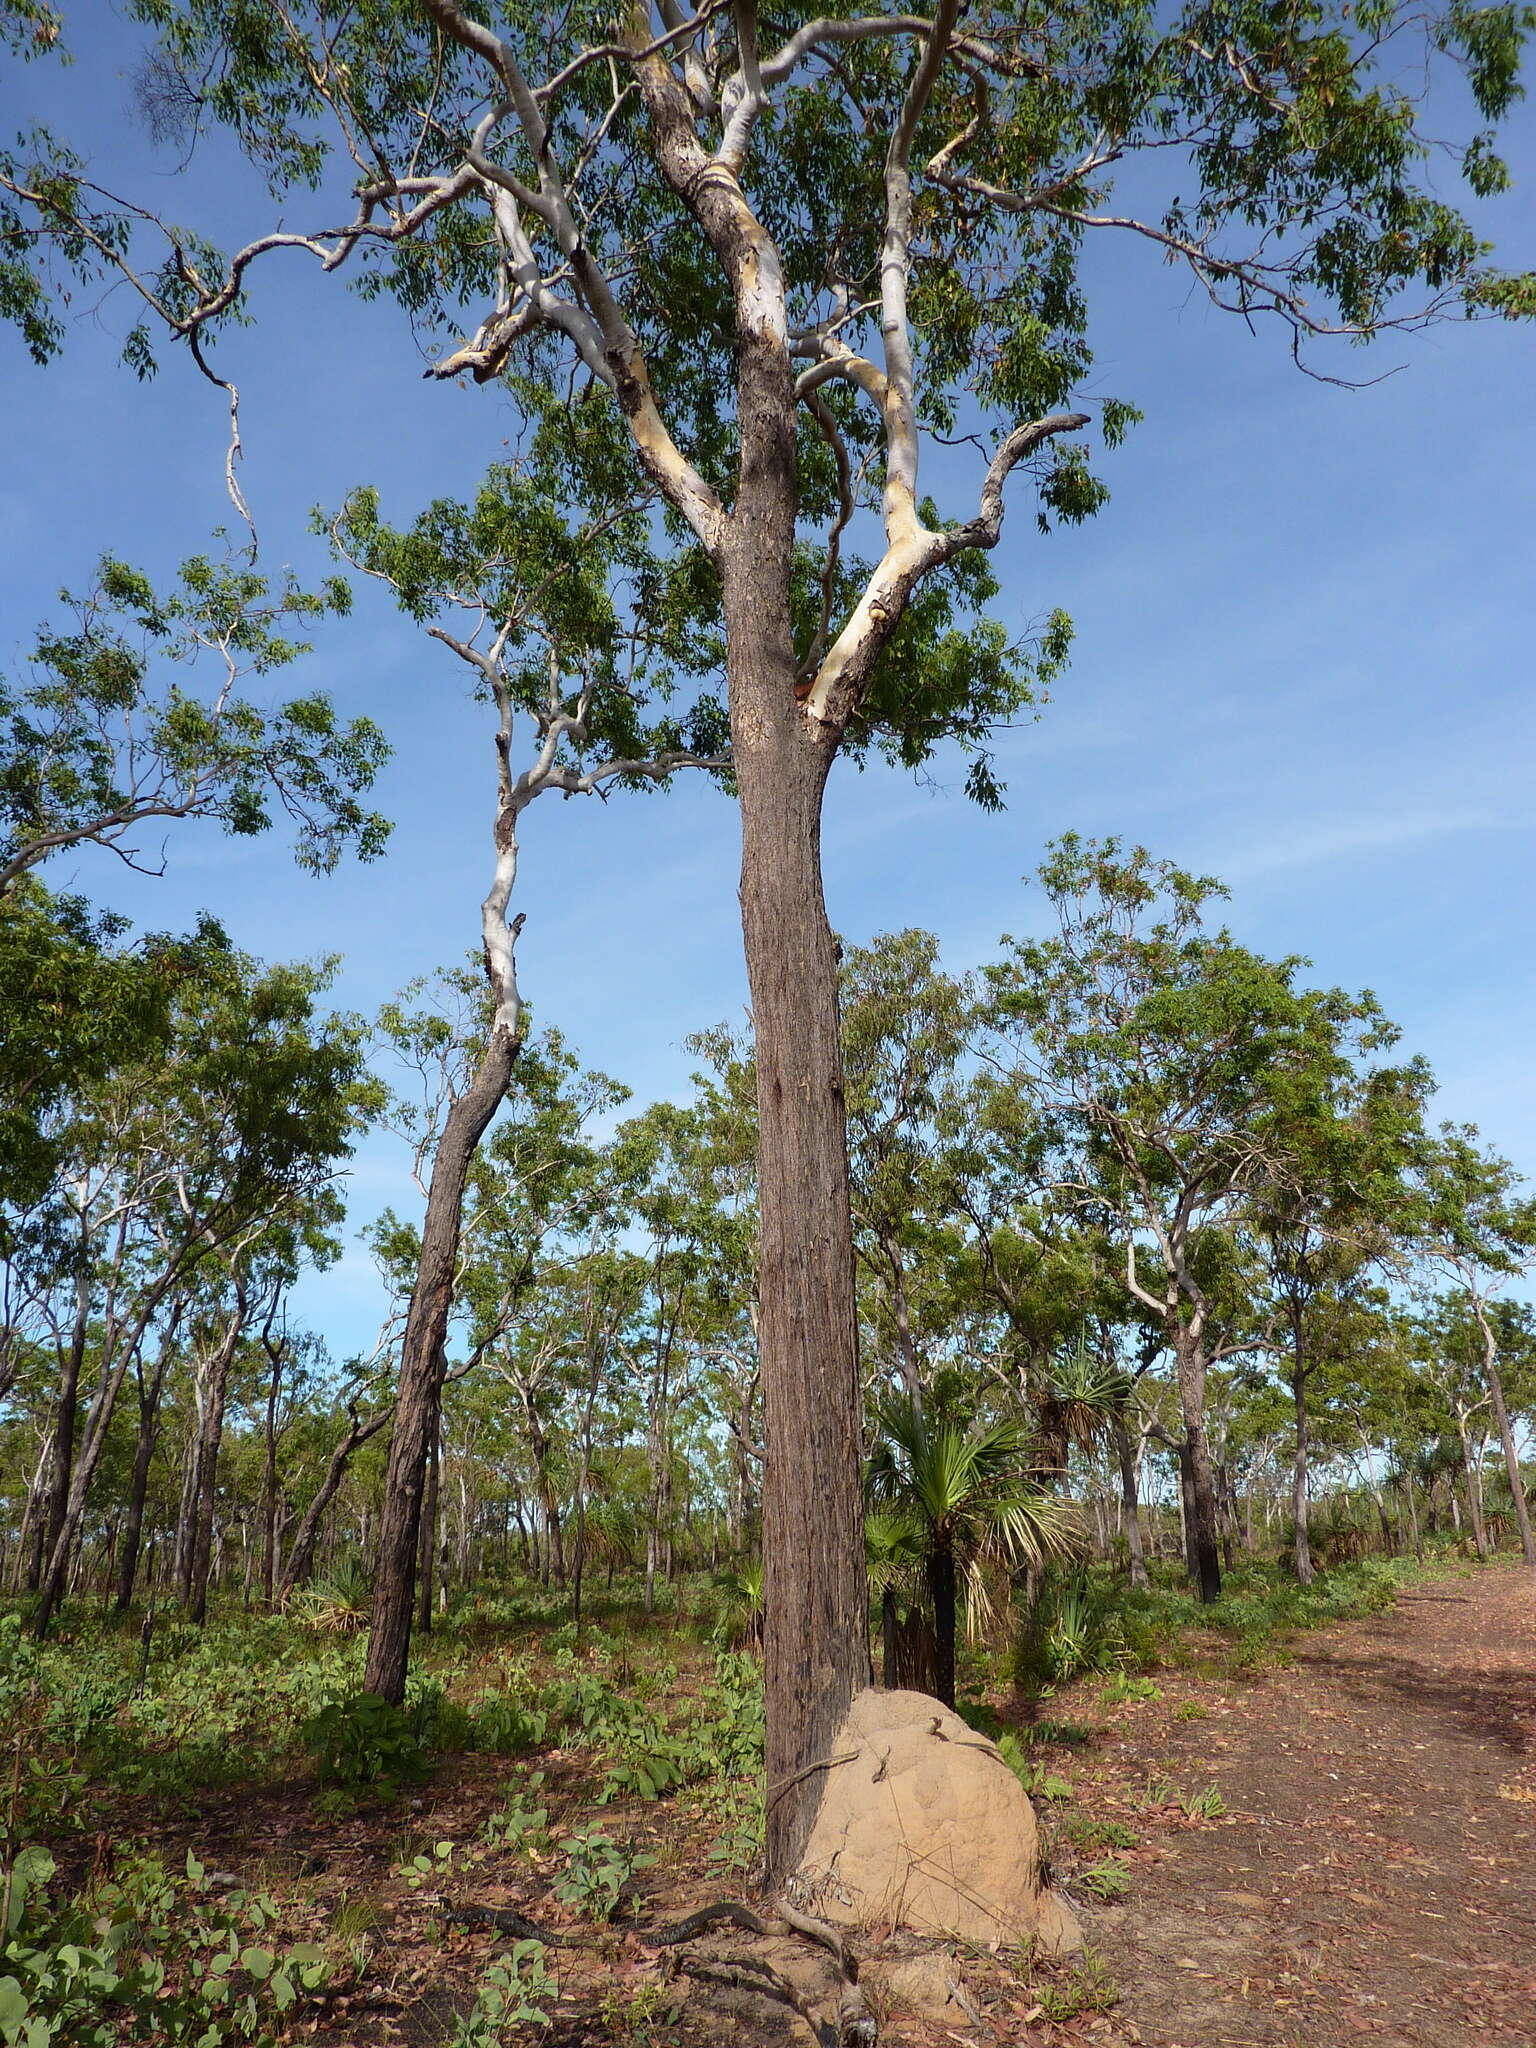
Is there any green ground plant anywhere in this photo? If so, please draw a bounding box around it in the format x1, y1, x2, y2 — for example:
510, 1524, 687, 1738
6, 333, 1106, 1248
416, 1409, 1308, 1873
1075, 1858, 1132, 1901
552, 1829, 653, 1922
448, 1942, 554, 2044
0, 1851, 327, 2048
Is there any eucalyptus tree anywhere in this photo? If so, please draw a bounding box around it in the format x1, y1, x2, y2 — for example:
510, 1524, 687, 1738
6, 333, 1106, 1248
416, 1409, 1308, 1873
982, 838, 1390, 1600
612, 1094, 763, 1607
7, 0, 1531, 1875
0, 550, 387, 899
1410, 1298, 1498, 1557
841, 931, 974, 1406
29, 935, 375, 1634
1414, 1128, 1536, 1567
0, 884, 187, 1243
331, 475, 726, 1698
1244, 1052, 1429, 1580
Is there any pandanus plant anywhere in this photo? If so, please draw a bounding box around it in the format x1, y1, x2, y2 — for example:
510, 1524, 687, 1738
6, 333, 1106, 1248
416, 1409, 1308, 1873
868, 1395, 1078, 1708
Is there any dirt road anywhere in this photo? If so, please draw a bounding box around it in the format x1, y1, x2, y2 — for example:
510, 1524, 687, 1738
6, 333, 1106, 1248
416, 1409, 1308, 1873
1084, 1564, 1536, 2047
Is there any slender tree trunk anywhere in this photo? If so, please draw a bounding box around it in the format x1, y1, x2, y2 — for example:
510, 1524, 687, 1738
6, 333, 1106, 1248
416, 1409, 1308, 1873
261, 1336, 286, 1605
40, 1263, 91, 1599
173, 1392, 202, 1602
116, 1356, 168, 1614
1453, 1412, 1490, 1561
417, 1401, 440, 1634
1112, 1417, 1149, 1591
35, 1295, 167, 1637
187, 1298, 247, 1625
1171, 1333, 1222, 1602
1291, 1357, 1315, 1586
728, 525, 869, 1887
1216, 1462, 1236, 1572
364, 1025, 520, 1703
11, 1438, 49, 1595
571, 1349, 603, 1634
279, 1405, 389, 1600
1483, 1348, 1536, 1569
1404, 1468, 1424, 1561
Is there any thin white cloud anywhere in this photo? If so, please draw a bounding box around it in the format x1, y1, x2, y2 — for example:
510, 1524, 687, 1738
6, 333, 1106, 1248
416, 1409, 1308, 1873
1221, 809, 1513, 884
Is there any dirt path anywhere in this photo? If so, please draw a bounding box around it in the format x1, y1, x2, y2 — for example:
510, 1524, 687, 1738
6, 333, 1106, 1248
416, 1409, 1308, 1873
1080, 1564, 1536, 2048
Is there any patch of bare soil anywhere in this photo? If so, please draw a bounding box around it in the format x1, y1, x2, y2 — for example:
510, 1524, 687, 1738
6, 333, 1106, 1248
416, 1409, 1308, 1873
1074, 1563, 1536, 2048
106, 1566, 1535, 2047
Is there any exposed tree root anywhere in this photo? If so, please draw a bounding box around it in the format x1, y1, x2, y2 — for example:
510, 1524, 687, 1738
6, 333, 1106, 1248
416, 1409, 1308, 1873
447, 1895, 876, 2041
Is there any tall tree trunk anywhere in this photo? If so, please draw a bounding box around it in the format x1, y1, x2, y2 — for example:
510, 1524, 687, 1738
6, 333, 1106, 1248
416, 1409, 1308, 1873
116, 1354, 169, 1613
364, 1025, 520, 1703
1453, 1412, 1490, 1560
728, 526, 869, 1888
1403, 1467, 1424, 1561
11, 1437, 49, 1595
1112, 1417, 1149, 1591
1291, 1353, 1315, 1586
39, 1260, 91, 1600
261, 1333, 287, 1605
1215, 1461, 1236, 1572
417, 1400, 440, 1634
1172, 1333, 1222, 1602
187, 1296, 248, 1624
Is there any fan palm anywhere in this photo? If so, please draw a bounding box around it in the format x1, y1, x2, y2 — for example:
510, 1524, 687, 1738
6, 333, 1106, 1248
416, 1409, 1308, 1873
865, 1507, 931, 1691
1033, 1343, 1135, 1477
868, 1395, 1078, 1707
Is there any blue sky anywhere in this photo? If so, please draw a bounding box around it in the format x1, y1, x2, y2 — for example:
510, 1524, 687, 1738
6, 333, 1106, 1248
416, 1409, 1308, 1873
3, 17, 1533, 1359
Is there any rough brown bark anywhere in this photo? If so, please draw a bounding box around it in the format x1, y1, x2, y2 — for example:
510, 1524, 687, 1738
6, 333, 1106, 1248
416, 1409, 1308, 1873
622, 31, 873, 1885
734, 621, 871, 1883
363, 1022, 521, 1702
1173, 1333, 1222, 1602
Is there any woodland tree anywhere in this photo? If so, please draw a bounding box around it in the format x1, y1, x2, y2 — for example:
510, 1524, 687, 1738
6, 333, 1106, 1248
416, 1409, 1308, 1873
5, 0, 1532, 1872
982, 838, 1393, 1600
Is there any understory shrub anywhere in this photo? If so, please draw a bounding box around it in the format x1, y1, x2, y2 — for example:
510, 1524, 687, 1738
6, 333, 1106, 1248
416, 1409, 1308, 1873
0, 1849, 327, 2047
300, 1692, 429, 1792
